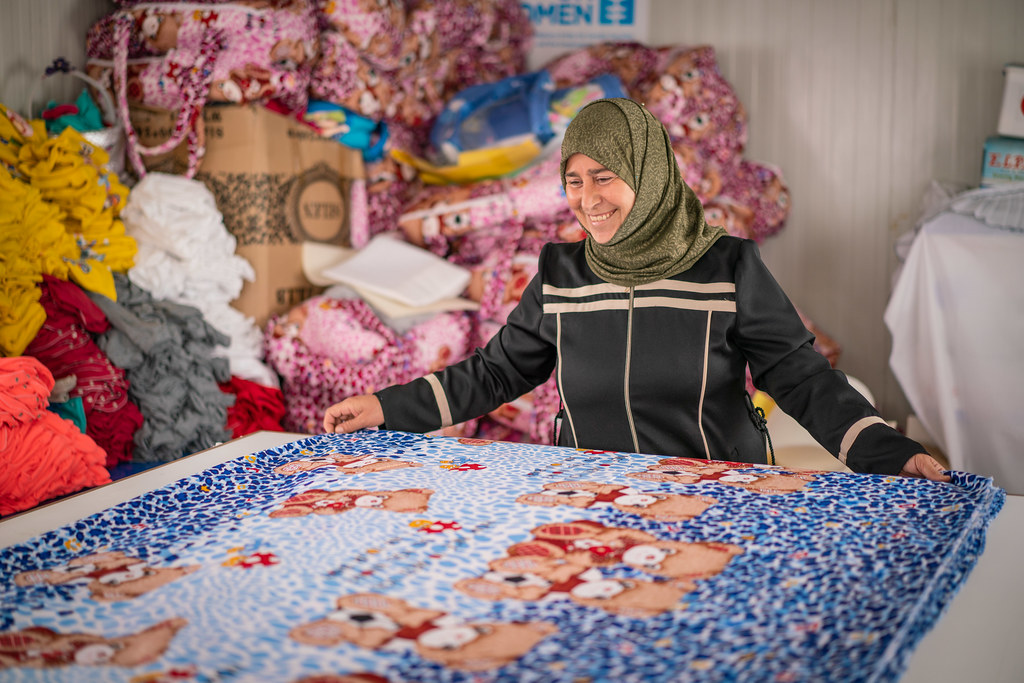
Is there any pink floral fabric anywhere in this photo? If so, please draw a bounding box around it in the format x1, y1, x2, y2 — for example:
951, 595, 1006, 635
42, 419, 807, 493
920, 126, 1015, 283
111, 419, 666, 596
263, 297, 475, 434
85, 0, 318, 177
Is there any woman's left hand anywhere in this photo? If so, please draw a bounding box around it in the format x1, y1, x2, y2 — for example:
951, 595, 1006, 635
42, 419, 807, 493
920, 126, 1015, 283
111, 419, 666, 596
899, 453, 951, 482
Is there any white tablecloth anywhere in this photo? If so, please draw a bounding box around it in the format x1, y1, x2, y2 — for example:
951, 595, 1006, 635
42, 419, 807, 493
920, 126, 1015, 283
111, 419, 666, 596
885, 211, 1024, 493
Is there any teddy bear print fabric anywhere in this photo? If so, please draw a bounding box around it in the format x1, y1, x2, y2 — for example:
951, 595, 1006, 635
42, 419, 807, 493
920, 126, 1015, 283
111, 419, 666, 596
0, 430, 1004, 680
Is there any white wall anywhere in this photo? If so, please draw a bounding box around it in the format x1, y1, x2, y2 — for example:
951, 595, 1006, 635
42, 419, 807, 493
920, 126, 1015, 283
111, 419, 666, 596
649, 0, 1023, 424
3, 0, 1021, 424
0, 0, 111, 112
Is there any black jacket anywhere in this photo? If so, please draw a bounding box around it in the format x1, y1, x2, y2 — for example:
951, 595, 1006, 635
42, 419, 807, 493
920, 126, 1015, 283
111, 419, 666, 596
377, 236, 923, 475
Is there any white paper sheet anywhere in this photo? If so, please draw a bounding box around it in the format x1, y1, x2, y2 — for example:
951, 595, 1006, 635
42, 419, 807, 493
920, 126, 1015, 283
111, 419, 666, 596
301, 239, 478, 318
317, 234, 472, 307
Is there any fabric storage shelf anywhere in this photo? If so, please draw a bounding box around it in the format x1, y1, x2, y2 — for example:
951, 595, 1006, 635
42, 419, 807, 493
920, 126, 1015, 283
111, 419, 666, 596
0, 431, 1015, 682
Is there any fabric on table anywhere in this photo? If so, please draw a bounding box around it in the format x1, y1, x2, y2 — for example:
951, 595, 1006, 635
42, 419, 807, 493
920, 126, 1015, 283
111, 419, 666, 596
86, 274, 234, 463
886, 210, 1024, 494
0, 356, 109, 516
0, 430, 1004, 680
23, 275, 142, 466
949, 180, 1024, 231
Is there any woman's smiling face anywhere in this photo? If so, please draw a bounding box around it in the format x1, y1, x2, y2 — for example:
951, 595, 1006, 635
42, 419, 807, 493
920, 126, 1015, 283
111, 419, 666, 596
563, 153, 636, 244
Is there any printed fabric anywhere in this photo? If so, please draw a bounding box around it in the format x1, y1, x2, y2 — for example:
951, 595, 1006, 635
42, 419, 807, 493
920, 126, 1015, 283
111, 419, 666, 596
0, 430, 1005, 681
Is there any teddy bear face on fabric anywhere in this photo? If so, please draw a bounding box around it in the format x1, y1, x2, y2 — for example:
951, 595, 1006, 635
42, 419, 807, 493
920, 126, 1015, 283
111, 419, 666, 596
0, 618, 187, 668
268, 488, 436, 518
542, 41, 661, 92
288, 592, 557, 671
638, 45, 749, 166
14, 551, 199, 603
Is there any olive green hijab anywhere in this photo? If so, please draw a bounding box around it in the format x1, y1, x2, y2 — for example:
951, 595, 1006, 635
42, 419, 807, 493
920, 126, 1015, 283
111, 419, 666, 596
560, 98, 726, 286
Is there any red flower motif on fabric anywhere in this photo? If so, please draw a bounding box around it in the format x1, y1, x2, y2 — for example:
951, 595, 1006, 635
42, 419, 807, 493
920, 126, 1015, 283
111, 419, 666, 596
418, 521, 462, 533
196, 11, 219, 27
238, 552, 279, 568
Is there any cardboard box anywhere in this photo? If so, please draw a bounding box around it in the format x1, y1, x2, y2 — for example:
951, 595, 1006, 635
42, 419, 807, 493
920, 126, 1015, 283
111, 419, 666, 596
997, 64, 1024, 139
980, 135, 1024, 188
195, 105, 364, 326
129, 103, 364, 325
128, 103, 196, 176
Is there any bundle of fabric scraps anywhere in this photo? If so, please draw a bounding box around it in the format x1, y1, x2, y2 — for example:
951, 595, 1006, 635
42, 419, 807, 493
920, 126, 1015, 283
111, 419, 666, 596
395, 153, 573, 328
218, 375, 287, 439
121, 172, 279, 389
13, 123, 134, 299
0, 103, 134, 357
362, 120, 423, 240
0, 355, 110, 516
23, 275, 143, 466
262, 294, 475, 434
0, 166, 76, 357
86, 274, 235, 463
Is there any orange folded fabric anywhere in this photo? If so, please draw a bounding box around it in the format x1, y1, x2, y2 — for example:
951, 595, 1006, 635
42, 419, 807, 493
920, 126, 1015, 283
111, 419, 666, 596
0, 356, 110, 516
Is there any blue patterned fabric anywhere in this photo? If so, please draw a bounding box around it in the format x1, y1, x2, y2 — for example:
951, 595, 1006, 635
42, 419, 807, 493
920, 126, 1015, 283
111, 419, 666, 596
0, 430, 1005, 682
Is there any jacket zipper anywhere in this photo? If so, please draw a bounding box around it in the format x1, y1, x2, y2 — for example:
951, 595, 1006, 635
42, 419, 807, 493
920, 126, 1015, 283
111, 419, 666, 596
555, 311, 578, 448
624, 287, 639, 452
698, 311, 713, 459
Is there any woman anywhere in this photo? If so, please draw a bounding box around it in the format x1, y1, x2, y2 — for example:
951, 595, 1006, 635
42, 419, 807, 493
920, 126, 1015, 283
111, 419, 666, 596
324, 98, 948, 481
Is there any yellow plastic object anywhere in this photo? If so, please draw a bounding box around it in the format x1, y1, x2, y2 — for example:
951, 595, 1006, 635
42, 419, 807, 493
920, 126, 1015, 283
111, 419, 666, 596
751, 390, 776, 419
391, 137, 542, 185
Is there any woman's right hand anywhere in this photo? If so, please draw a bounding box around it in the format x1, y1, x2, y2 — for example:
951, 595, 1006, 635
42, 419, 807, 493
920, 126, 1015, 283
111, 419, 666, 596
323, 394, 384, 434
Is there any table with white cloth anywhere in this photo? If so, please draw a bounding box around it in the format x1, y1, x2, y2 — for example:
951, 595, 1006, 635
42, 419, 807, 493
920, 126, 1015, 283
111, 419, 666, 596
885, 207, 1024, 494
0, 430, 1014, 682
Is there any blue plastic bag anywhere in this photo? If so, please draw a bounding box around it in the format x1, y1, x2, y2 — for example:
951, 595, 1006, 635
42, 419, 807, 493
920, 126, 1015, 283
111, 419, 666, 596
429, 70, 628, 165
430, 70, 556, 165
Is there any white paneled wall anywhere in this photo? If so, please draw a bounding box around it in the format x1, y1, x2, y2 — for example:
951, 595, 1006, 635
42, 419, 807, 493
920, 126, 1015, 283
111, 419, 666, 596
649, 0, 1023, 424
2, 0, 1021, 426
0, 1, 111, 112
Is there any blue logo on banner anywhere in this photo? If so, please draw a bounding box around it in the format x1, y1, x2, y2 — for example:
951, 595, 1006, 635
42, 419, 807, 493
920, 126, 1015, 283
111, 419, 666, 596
599, 0, 634, 25
523, 0, 637, 27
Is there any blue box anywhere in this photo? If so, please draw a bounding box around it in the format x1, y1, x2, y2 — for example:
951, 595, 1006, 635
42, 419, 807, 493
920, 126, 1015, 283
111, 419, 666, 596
981, 135, 1024, 187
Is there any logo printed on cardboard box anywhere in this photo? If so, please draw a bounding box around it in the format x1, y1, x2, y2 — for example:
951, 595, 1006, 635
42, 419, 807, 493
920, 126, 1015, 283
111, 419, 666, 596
286, 162, 349, 244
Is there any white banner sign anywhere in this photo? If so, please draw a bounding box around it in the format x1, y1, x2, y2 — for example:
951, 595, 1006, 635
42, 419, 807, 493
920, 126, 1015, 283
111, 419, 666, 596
522, 0, 651, 71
